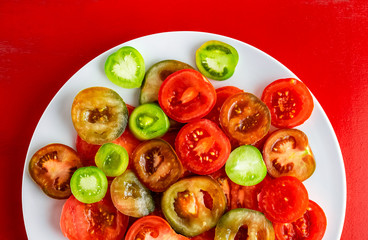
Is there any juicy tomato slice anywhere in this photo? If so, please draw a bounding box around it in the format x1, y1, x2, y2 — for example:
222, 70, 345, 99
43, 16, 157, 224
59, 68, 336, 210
261, 78, 314, 128
258, 176, 309, 223
28, 143, 82, 199
274, 200, 327, 240
71, 87, 129, 145
219, 92, 271, 146
175, 119, 231, 175
132, 139, 183, 192
215, 208, 275, 240
161, 176, 227, 237
125, 216, 190, 240
205, 86, 243, 126
263, 128, 316, 182
229, 174, 272, 211
60, 194, 129, 240
110, 170, 155, 218
158, 69, 216, 123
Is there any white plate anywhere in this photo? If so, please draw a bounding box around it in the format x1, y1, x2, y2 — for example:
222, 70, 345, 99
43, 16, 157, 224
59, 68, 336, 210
22, 31, 346, 239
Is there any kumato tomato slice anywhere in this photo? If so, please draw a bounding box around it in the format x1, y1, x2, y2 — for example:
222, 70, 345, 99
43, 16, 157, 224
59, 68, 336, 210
110, 170, 155, 218
263, 128, 316, 182
161, 176, 227, 237
175, 119, 231, 175
125, 216, 190, 240
140, 59, 194, 104
258, 176, 309, 223
261, 78, 314, 128
205, 86, 244, 126
274, 200, 327, 240
158, 69, 216, 123
195, 40, 239, 80
214, 208, 275, 240
71, 87, 129, 145
28, 143, 82, 199
219, 92, 271, 146
132, 139, 183, 192
60, 194, 129, 240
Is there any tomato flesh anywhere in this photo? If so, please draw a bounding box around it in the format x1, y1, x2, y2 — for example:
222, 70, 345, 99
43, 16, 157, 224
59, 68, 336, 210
261, 78, 314, 128
274, 200, 327, 240
158, 69, 216, 123
258, 176, 309, 223
175, 119, 231, 175
28, 143, 82, 199
60, 194, 129, 240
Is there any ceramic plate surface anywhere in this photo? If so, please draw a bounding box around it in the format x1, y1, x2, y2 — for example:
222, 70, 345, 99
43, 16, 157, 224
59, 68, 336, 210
22, 31, 346, 240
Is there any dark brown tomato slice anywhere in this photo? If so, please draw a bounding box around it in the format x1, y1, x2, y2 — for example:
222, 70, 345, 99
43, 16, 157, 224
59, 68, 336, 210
205, 86, 243, 126
219, 92, 271, 146
28, 143, 82, 199
71, 87, 129, 145
158, 69, 216, 123
60, 194, 129, 240
175, 119, 231, 175
132, 139, 183, 192
263, 129, 315, 182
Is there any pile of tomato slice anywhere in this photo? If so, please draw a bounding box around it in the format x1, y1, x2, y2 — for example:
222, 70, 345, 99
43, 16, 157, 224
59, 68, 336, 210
28, 41, 327, 240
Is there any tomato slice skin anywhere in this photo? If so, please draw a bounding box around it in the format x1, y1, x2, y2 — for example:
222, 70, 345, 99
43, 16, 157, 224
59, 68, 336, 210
175, 119, 231, 175
158, 69, 216, 123
273, 200, 327, 240
219, 92, 271, 146
205, 86, 243, 126
125, 215, 190, 240
261, 78, 314, 128
263, 128, 316, 181
214, 208, 275, 240
161, 176, 227, 237
258, 176, 309, 223
28, 143, 82, 199
60, 194, 129, 240
132, 139, 183, 192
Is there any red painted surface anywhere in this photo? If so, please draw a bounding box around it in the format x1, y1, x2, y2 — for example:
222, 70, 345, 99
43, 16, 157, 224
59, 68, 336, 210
1, 0, 367, 239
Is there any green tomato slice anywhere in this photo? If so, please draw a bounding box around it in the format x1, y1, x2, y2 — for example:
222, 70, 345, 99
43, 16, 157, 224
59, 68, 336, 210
110, 170, 155, 218
70, 166, 108, 204
129, 103, 170, 140
104, 46, 145, 88
215, 208, 275, 240
95, 143, 129, 177
161, 176, 227, 237
225, 145, 267, 186
196, 40, 239, 80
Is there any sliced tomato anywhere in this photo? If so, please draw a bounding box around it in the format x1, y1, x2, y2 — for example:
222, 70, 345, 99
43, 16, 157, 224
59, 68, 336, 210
161, 176, 227, 237
263, 128, 315, 181
190, 228, 215, 240
261, 78, 314, 128
28, 144, 82, 199
209, 167, 231, 209
158, 69, 216, 123
219, 92, 271, 146
258, 176, 309, 223
274, 200, 327, 240
76, 135, 100, 167
125, 216, 189, 240
230, 174, 272, 211
60, 194, 129, 240
132, 139, 183, 192
175, 119, 231, 175
205, 86, 243, 126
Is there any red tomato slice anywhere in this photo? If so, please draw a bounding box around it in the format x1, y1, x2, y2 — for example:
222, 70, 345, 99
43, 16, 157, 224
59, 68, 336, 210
274, 200, 327, 240
125, 215, 189, 240
205, 86, 243, 125
158, 69, 216, 123
76, 135, 100, 166
258, 176, 309, 223
175, 119, 231, 175
261, 78, 314, 128
60, 194, 129, 240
